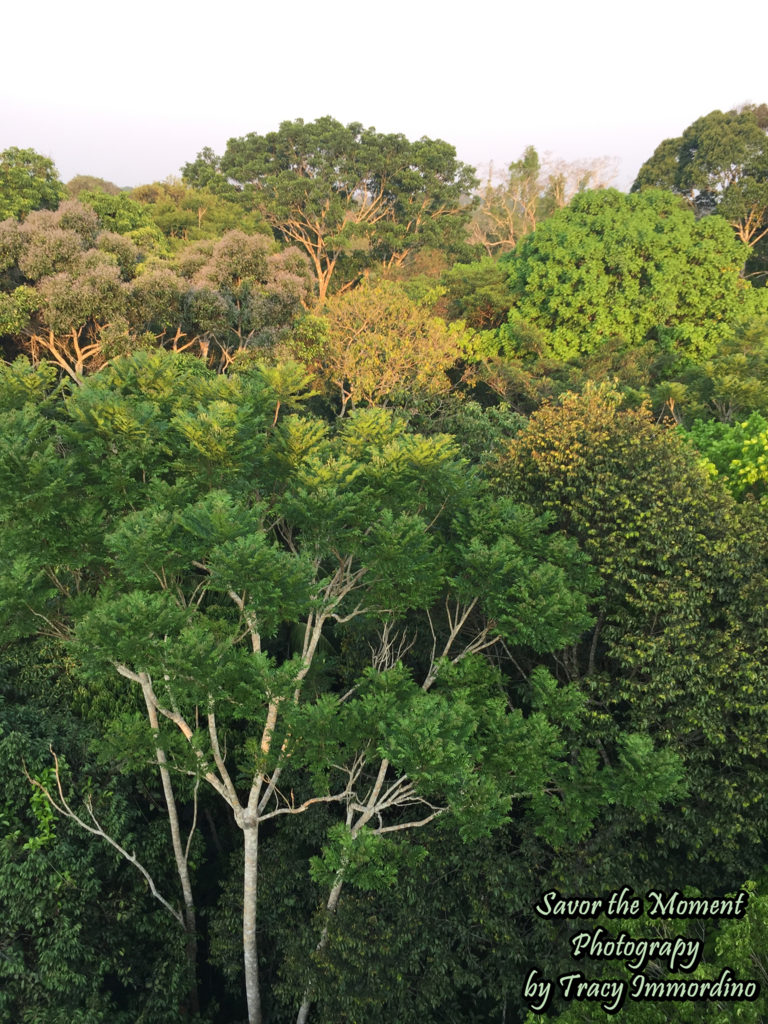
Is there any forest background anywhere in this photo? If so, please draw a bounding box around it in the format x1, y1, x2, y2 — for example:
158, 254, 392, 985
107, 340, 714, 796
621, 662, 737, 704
1, 103, 768, 1023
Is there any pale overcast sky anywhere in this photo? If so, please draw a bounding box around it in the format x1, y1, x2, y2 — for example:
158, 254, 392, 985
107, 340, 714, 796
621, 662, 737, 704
2, 0, 765, 191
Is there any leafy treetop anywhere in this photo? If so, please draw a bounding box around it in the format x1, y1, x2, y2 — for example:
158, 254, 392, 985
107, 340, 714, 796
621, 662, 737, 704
196, 117, 477, 305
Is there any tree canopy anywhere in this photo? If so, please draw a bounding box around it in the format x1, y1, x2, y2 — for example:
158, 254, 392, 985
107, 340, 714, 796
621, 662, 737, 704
498, 188, 763, 361
494, 384, 768, 881
191, 117, 478, 305
0, 147, 66, 220
632, 106, 768, 249
4, 109, 768, 1024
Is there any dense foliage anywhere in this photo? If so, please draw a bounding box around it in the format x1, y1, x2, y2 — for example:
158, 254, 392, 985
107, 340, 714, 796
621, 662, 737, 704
1, 110, 768, 1023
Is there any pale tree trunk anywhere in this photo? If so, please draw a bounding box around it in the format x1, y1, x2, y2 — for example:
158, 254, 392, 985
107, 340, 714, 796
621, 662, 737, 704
243, 823, 262, 1024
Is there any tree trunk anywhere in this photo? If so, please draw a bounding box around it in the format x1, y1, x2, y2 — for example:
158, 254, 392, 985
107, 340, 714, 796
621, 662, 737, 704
295, 859, 348, 1024
243, 823, 262, 1024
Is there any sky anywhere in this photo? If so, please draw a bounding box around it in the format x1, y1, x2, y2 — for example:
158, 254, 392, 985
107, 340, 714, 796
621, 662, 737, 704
2, 0, 766, 192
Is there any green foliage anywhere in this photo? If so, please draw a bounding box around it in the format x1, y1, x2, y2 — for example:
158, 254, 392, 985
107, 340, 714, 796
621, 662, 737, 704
500, 188, 761, 361
633, 105, 768, 250
686, 411, 768, 501
496, 383, 768, 881
66, 174, 121, 198
438, 256, 514, 330
213, 116, 477, 302
0, 285, 36, 335
665, 315, 768, 424
0, 350, 633, 1021
78, 189, 155, 234
23, 765, 58, 851
312, 280, 472, 414
181, 145, 239, 198
0, 642, 192, 1023
309, 822, 426, 893
0, 147, 65, 220
131, 178, 269, 242
77, 189, 167, 258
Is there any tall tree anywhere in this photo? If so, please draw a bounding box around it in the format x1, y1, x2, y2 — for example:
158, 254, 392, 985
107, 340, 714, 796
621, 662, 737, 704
308, 280, 470, 415
200, 117, 477, 305
632, 106, 768, 250
468, 147, 615, 255
493, 384, 768, 885
0, 352, 679, 1024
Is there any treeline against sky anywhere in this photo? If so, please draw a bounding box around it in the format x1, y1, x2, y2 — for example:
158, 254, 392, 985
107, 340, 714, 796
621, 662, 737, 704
1, 107, 768, 1024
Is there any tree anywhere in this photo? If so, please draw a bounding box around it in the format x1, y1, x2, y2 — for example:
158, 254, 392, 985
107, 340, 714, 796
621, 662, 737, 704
685, 411, 768, 502
130, 178, 270, 242
468, 147, 616, 255
632, 106, 768, 249
494, 384, 768, 884
0, 209, 311, 379
499, 188, 764, 361
0, 638, 194, 1022
438, 256, 515, 330
185, 229, 313, 359
66, 174, 121, 198
181, 145, 240, 199
0, 204, 128, 380
76, 189, 168, 258
468, 147, 543, 255
207, 116, 477, 305
0, 147, 65, 220
0, 351, 681, 1024
308, 280, 471, 415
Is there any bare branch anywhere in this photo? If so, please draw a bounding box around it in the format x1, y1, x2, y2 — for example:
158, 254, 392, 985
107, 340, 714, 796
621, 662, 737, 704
208, 704, 242, 810
374, 810, 444, 833
260, 789, 351, 822
25, 751, 184, 926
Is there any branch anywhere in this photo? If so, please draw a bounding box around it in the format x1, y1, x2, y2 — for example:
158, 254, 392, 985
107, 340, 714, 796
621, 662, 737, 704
423, 596, 480, 690
260, 788, 351, 822
228, 590, 261, 653
207, 704, 241, 809
113, 664, 231, 804
25, 750, 184, 926
373, 810, 444, 834
184, 777, 200, 865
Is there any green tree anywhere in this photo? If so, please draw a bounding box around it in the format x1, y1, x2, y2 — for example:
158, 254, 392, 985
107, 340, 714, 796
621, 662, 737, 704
0, 352, 680, 1024
633, 105, 768, 249
0, 638, 194, 1022
208, 116, 477, 305
439, 256, 514, 330
494, 384, 768, 884
685, 411, 768, 502
181, 145, 240, 198
499, 189, 763, 361
66, 174, 121, 198
131, 178, 269, 242
0, 147, 65, 220
77, 189, 167, 258
310, 280, 471, 415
